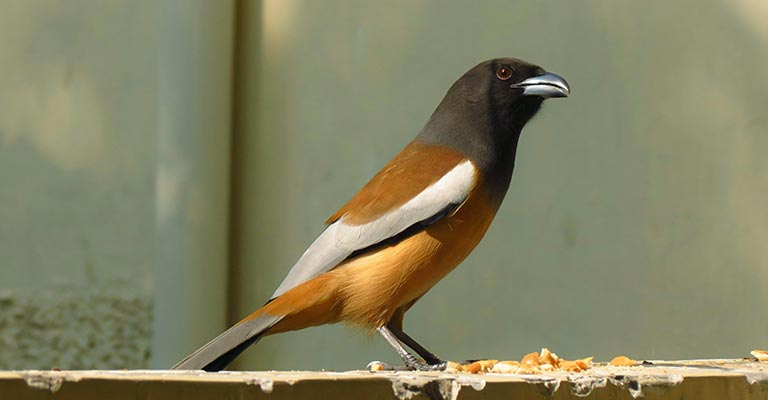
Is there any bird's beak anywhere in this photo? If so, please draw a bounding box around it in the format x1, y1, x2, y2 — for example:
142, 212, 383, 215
512, 72, 570, 98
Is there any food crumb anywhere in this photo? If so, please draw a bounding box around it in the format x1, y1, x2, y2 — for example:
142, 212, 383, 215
454, 348, 593, 374
610, 355, 637, 367
560, 357, 593, 372
751, 349, 768, 362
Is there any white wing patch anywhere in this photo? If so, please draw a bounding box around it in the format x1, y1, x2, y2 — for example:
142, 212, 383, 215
271, 160, 477, 298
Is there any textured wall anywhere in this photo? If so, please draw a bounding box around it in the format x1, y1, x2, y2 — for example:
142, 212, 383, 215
0, 0, 233, 369
0, 0, 158, 370
0, 287, 151, 369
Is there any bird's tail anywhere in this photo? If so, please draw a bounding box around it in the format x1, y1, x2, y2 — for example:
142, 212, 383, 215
171, 313, 283, 372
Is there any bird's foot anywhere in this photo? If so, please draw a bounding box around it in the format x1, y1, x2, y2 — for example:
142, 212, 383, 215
366, 361, 408, 372
367, 360, 447, 372
405, 359, 447, 372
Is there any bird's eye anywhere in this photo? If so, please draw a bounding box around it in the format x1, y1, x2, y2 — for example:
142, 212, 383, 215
496, 66, 512, 80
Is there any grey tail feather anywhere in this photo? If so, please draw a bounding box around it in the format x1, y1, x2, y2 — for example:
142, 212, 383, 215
171, 314, 283, 372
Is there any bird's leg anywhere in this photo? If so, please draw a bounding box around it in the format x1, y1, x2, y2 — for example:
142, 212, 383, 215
377, 325, 420, 367
385, 322, 444, 366
377, 325, 446, 371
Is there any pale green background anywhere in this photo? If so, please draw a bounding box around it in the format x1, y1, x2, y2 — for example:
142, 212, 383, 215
0, 0, 766, 371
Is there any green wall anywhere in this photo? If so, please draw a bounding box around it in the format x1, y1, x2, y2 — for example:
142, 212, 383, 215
0, 0, 233, 369
1, 0, 766, 371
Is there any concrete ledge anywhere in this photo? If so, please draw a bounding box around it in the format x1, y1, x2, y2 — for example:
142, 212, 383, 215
2, 360, 767, 399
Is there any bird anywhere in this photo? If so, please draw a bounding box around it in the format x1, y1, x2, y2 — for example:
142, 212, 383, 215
172, 57, 570, 372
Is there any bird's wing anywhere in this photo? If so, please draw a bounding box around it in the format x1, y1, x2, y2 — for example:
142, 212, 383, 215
271, 141, 477, 299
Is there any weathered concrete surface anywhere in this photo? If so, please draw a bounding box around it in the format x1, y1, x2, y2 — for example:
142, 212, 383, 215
0, 287, 151, 370
1, 360, 767, 399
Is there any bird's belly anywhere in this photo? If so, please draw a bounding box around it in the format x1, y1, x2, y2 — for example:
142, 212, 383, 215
333, 189, 497, 328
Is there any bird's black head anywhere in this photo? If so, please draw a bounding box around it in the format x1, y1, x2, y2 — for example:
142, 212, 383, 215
417, 57, 569, 202
450, 58, 570, 135
418, 59, 570, 158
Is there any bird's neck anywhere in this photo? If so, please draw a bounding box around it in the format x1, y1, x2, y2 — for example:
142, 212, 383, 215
416, 100, 529, 209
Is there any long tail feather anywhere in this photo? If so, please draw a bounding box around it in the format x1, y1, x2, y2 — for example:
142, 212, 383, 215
171, 314, 283, 371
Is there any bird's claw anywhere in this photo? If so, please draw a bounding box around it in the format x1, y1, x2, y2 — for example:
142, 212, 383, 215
367, 360, 447, 372
367, 361, 408, 372
405, 360, 447, 372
